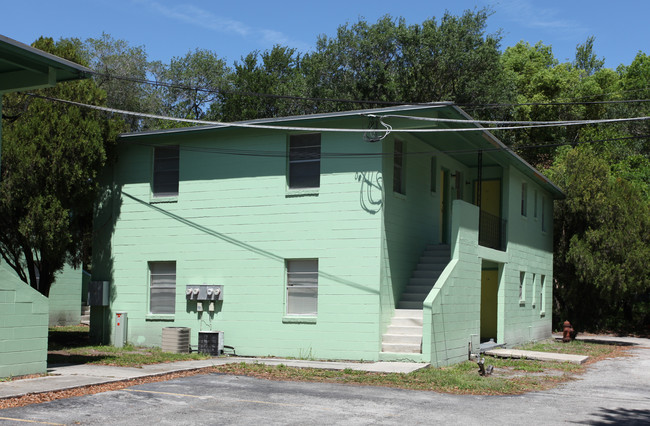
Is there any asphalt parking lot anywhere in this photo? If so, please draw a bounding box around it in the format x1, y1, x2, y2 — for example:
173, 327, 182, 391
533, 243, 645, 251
1, 338, 649, 425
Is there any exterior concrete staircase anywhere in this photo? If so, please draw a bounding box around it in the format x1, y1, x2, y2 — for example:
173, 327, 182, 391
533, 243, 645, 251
80, 304, 90, 325
381, 244, 450, 354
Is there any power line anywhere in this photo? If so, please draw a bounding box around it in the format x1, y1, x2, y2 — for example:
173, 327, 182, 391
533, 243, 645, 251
88, 69, 650, 110
26, 93, 650, 135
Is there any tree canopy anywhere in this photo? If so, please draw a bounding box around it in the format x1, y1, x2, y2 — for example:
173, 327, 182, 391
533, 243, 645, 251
0, 37, 122, 296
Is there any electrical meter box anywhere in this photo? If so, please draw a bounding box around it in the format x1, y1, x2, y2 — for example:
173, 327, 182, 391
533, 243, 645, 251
88, 281, 110, 306
185, 285, 223, 301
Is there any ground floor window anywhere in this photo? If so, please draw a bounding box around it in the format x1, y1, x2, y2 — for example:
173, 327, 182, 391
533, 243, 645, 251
286, 259, 318, 315
149, 261, 176, 314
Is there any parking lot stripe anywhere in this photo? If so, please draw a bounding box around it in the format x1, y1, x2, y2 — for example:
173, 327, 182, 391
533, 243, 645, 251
124, 389, 334, 410
0, 417, 64, 425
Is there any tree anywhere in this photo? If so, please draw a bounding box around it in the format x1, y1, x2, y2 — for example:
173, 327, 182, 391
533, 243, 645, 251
574, 36, 605, 77
84, 33, 162, 131
221, 46, 309, 121
302, 10, 515, 117
0, 37, 122, 297
158, 48, 230, 121
547, 146, 650, 332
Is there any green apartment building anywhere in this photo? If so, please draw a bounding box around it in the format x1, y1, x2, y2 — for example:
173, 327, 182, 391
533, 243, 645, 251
90, 104, 564, 366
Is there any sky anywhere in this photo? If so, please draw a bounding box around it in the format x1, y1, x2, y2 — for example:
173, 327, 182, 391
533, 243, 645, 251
2, 0, 647, 70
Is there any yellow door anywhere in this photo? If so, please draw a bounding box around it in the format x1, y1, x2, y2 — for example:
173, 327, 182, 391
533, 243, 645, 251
474, 179, 501, 217
480, 269, 498, 342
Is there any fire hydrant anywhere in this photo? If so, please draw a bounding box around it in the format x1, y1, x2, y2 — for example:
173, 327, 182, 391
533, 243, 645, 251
562, 320, 575, 342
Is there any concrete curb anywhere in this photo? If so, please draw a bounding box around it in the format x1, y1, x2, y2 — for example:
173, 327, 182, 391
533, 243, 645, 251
0, 358, 430, 400
485, 348, 589, 364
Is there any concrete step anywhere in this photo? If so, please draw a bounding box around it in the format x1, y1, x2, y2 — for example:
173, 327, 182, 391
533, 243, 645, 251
382, 333, 422, 344
393, 309, 422, 317
391, 317, 423, 327
416, 263, 445, 271
400, 292, 428, 302
386, 325, 423, 335
381, 342, 421, 353
409, 277, 440, 287
412, 270, 442, 279
397, 300, 424, 309
402, 284, 434, 294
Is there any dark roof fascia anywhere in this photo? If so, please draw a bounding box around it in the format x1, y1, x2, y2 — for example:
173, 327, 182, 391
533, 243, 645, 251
0, 34, 92, 82
118, 103, 455, 140
450, 105, 565, 200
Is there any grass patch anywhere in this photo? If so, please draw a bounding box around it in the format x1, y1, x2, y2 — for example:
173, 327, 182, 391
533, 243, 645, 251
210, 359, 575, 395
206, 340, 628, 395
48, 325, 210, 367
518, 338, 627, 362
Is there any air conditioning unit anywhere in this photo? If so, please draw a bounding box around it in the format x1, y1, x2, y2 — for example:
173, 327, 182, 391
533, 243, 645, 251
198, 331, 224, 355
162, 327, 191, 353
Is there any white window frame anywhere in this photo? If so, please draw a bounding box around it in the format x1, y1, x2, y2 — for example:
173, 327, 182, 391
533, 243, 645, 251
540, 275, 546, 316
519, 271, 526, 304
149, 261, 176, 315
285, 259, 318, 316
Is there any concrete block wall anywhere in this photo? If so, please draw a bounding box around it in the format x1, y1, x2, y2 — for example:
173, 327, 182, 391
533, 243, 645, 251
423, 200, 481, 367
499, 166, 554, 346
48, 264, 82, 326
0, 265, 49, 378
92, 129, 387, 361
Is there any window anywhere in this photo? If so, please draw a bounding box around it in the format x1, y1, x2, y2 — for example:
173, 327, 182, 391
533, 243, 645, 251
533, 190, 538, 218
149, 261, 176, 314
531, 273, 537, 306
541, 196, 547, 232
519, 271, 526, 303
521, 182, 528, 216
540, 275, 546, 315
430, 156, 437, 192
288, 134, 321, 189
153, 145, 179, 197
455, 171, 463, 200
286, 259, 318, 315
393, 140, 405, 195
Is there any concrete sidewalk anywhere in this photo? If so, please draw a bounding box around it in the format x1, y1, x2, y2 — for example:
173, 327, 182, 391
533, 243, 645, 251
484, 348, 589, 364
0, 357, 429, 400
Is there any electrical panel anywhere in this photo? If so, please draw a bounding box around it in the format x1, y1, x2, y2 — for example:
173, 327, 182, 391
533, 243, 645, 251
185, 285, 223, 301
88, 281, 110, 306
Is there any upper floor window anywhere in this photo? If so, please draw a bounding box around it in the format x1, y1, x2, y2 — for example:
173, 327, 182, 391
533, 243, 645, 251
521, 182, 528, 217
541, 196, 547, 232
153, 145, 179, 197
393, 140, 406, 195
455, 171, 463, 200
288, 134, 321, 189
430, 156, 437, 193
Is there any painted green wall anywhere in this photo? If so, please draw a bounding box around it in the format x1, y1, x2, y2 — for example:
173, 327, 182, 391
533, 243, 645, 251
379, 135, 474, 335
0, 264, 48, 378
91, 113, 557, 365
422, 200, 482, 367
92, 129, 386, 360
48, 264, 82, 326
498, 166, 554, 345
